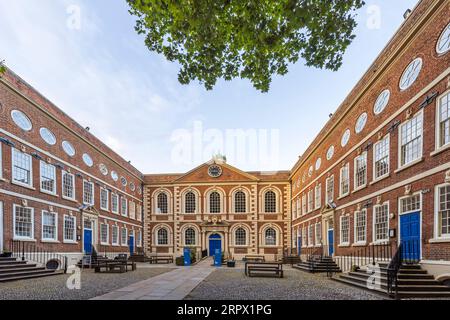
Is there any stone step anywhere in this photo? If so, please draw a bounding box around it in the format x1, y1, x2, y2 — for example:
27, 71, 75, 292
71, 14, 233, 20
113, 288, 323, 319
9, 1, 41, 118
331, 276, 388, 295
397, 291, 450, 298
0, 270, 62, 282
0, 260, 27, 265
0, 257, 17, 262
0, 269, 57, 281
0, 266, 46, 274
0, 263, 37, 269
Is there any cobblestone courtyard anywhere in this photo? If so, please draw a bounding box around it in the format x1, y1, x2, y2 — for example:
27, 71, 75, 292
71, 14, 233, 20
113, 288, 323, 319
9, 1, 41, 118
185, 265, 385, 300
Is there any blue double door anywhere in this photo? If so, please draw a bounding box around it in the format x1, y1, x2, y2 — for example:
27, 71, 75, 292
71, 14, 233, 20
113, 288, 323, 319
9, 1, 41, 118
400, 211, 421, 261
209, 234, 222, 256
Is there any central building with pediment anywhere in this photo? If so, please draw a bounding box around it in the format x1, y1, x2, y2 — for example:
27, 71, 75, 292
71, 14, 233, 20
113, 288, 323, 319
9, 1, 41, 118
143, 155, 291, 260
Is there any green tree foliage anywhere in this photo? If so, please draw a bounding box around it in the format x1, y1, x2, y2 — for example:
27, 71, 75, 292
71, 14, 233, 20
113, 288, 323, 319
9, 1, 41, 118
0, 60, 6, 76
127, 0, 365, 92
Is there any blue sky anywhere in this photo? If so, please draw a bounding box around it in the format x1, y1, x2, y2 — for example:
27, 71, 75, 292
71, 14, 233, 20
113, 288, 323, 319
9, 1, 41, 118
0, 0, 419, 174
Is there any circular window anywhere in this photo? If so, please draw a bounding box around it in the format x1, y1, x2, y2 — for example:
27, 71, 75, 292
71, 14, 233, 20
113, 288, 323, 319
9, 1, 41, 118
82, 153, 93, 167
436, 23, 450, 55
99, 164, 108, 176
374, 89, 390, 115
39, 127, 56, 145
111, 171, 119, 182
130, 182, 135, 191
308, 166, 313, 177
399, 58, 422, 91
208, 165, 223, 178
121, 177, 127, 186
341, 129, 351, 147
315, 158, 322, 171
302, 173, 306, 183
355, 113, 368, 134
11, 110, 32, 131
62, 141, 76, 157
326, 146, 335, 160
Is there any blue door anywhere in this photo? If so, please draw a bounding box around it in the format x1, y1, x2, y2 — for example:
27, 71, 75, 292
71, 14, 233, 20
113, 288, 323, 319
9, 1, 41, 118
297, 236, 302, 256
209, 234, 221, 256
84, 229, 92, 254
328, 229, 334, 256
129, 235, 135, 255
400, 212, 421, 261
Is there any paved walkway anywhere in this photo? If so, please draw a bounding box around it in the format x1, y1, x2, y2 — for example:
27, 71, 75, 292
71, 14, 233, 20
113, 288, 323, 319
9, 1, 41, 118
91, 258, 215, 300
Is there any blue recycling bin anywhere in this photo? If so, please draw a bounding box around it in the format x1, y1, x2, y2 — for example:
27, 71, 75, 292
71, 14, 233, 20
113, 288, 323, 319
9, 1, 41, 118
214, 248, 222, 267
183, 248, 191, 266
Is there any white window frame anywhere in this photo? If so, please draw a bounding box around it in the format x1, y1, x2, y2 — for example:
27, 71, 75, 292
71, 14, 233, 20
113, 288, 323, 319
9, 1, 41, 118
137, 230, 142, 247
82, 180, 94, 206
326, 175, 334, 204
307, 190, 313, 213
373, 202, 390, 244
39, 161, 57, 195
111, 193, 119, 214
434, 183, 450, 240
100, 223, 109, 245
398, 110, 423, 169
41, 210, 58, 242
136, 204, 142, 222
111, 225, 119, 246
339, 163, 350, 197
129, 201, 136, 220
0, 144, 2, 179
315, 222, 322, 246
121, 196, 128, 217
353, 152, 367, 191
61, 171, 75, 201
435, 90, 450, 152
100, 188, 109, 211
354, 209, 367, 245
156, 227, 169, 246
339, 215, 350, 246
63, 215, 76, 243
308, 224, 314, 247
11, 148, 33, 188
314, 184, 321, 210
121, 227, 128, 246
373, 134, 390, 181
13, 204, 34, 240
302, 194, 307, 215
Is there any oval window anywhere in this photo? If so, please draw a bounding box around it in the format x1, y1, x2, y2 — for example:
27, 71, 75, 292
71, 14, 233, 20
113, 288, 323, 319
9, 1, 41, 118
436, 23, 450, 55
62, 141, 76, 157
99, 163, 108, 176
341, 129, 351, 147
111, 171, 119, 182
374, 90, 390, 115
82, 153, 93, 167
355, 113, 368, 134
326, 146, 334, 160
315, 158, 322, 171
121, 177, 127, 187
40, 127, 56, 145
130, 182, 135, 191
399, 58, 422, 91
11, 110, 32, 131
308, 166, 313, 177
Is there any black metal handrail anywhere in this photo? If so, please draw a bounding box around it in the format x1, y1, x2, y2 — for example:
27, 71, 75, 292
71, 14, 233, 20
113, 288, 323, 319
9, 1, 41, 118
335, 241, 393, 273
387, 239, 420, 299
10, 240, 68, 273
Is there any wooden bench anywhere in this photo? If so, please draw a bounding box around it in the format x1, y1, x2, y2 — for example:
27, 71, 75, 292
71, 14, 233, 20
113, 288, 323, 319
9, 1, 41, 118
149, 255, 174, 264
245, 262, 283, 278
94, 260, 136, 273
243, 255, 266, 263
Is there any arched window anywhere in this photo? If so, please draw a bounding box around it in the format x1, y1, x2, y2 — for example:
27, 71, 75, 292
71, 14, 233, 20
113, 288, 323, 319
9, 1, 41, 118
235, 191, 246, 213
185, 192, 196, 213
235, 228, 247, 246
264, 191, 276, 213
157, 228, 168, 245
209, 191, 221, 213
157, 192, 168, 214
265, 228, 276, 246
185, 228, 196, 246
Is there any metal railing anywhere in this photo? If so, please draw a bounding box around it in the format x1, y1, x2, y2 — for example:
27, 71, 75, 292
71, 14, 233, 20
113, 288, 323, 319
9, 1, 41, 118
10, 240, 68, 273
334, 242, 394, 273
387, 239, 420, 299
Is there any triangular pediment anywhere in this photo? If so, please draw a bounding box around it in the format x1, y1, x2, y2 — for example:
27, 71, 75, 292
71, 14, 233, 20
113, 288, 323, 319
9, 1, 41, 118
173, 159, 259, 183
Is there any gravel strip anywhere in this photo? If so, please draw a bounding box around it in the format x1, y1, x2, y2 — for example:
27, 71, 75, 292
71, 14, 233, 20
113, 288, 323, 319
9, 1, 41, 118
185, 267, 386, 300
0, 267, 174, 300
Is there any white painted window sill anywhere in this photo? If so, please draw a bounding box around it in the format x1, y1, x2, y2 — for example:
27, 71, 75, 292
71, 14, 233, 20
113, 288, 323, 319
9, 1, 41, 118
62, 196, 77, 203
352, 242, 367, 247
41, 240, 60, 243
352, 184, 367, 193
337, 194, 349, 201
370, 174, 390, 185
428, 238, 450, 243
394, 157, 424, 174
338, 243, 350, 247
430, 144, 450, 157
40, 190, 59, 197
370, 241, 390, 246
13, 237, 36, 242
12, 181, 35, 190
63, 240, 78, 244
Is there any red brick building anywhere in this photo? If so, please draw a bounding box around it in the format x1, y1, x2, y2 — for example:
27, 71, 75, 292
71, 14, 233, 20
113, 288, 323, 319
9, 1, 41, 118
290, 0, 450, 278
144, 156, 291, 261
0, 69, 144, 266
